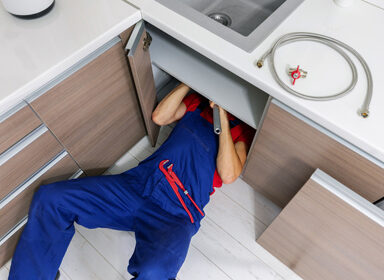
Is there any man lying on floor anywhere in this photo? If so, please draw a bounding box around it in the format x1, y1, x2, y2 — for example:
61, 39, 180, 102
9, 83, 254, 280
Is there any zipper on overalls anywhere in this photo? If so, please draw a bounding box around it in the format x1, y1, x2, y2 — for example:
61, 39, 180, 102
159, 160, 205, 223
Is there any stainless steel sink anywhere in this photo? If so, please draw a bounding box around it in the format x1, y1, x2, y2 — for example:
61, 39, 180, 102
155, 0, 304, 52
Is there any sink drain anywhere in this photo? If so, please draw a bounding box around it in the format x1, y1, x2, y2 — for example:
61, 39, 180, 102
208, 12, 232, 27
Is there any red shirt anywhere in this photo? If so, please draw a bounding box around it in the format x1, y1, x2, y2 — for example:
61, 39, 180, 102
183, 93, 254, 193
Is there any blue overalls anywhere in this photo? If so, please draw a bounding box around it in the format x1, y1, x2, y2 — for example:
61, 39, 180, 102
9, 106, 218, 280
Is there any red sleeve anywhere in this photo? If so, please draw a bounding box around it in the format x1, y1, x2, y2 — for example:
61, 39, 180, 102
182, 93, 203, 112
231, 123, 255, 147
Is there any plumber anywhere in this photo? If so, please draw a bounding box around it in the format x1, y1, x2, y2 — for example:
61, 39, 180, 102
9, 83, 254, 280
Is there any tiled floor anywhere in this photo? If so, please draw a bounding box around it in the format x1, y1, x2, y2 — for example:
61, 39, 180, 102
1, 126, 302, 280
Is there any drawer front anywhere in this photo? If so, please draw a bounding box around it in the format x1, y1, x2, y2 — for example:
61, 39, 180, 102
0, 152, 79, 238
258, 169, 384, 280
242, 100, 384, 208
0, 126, 63, 201
29, 38, 146, 176
0, 102, 41, 155
0, 219, 26, 268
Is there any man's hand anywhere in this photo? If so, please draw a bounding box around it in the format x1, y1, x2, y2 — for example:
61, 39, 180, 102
212, 102, 248, 184
152, 83, 190, 126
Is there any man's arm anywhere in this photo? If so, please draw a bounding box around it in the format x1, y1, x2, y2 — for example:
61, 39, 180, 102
152, 83, 190, 126
214, 104, 248, 184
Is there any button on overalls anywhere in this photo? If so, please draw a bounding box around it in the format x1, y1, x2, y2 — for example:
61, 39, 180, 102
9, 106, 218, 280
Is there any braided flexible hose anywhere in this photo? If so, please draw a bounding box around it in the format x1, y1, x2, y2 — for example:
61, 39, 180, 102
257, 32, 372, 118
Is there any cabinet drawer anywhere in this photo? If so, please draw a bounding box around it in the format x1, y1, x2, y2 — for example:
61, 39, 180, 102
0, 152, 79, 238
0, 126, 63, 201
0, 218, 26, 268
258, 169, 384, 280
242, 99, 384, 208
0, 102, 41, 155
29, 38, 146, 176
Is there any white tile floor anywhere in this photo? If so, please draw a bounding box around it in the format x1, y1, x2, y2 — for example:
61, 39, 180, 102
1, 126, 302, 280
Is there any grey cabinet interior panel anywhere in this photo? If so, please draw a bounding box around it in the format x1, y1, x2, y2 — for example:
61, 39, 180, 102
147, 24, 268, 129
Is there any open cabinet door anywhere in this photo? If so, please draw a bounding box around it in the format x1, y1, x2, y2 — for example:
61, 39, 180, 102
126, 21, 160, 147
258, 169, 384, 280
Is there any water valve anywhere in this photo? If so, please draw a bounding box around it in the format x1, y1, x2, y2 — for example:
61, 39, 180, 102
288, 66, 307, 85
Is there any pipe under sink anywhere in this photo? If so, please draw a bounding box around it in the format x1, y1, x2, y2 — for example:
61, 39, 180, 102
155, 0, 304, 52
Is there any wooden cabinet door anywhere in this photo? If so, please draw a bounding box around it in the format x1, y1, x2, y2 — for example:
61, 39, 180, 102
30, 38, 146, 176
126, 21, 160, 147
242, 99, 384, 208
258, 169, 384, 280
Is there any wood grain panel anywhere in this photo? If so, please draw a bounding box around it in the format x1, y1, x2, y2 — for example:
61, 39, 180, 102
0, 104, 41, 155
242, 102, 384, 207
258, 177, 384, 280
120, 26, 134, 50
0, 227, 23, 268
128, 25, 160, 146
0, 154, 78, 238
0, 131, 62, 201
30, 42, 146, 176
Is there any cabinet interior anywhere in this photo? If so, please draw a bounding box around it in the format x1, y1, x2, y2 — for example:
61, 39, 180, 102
146, 24, 269, 130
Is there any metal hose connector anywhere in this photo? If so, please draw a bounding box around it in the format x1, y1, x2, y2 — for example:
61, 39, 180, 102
257, 32, 373, 118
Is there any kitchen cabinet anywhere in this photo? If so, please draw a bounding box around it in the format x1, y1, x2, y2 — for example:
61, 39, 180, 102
0, 102, 41, 155
125, 21, 268, 141
0, 125, 63, 201
0, 151, 79, 238
28, 37, 146, 176
0, 101, 82, 268
0, 151, 80, 267
0, 124, 81, 268
258, 169, 384, 280
0, 18, 268, 271
242, 99, 384, 208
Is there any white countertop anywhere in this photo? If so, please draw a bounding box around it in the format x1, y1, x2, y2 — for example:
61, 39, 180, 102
127, 0, 384, 163
0, 0, 141, 113
1, 0, 384, 164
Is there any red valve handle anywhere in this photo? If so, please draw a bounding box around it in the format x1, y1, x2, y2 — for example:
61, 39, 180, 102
291, 65, 301, 85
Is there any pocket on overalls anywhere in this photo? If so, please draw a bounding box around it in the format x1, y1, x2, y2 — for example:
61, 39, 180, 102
150, 175, 186, 214
139, 168, 167, 198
